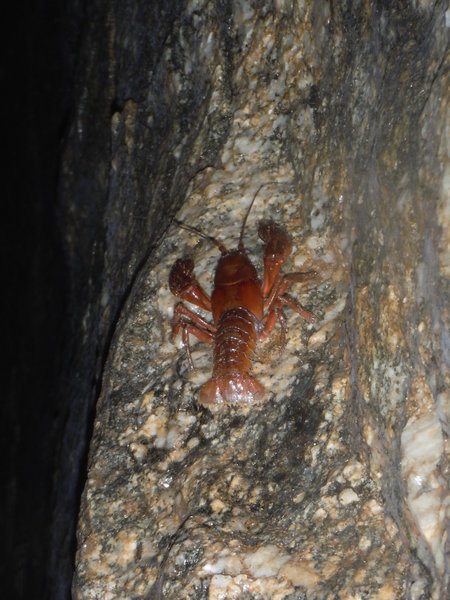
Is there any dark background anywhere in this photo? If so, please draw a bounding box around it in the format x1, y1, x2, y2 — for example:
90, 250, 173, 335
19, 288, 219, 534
3, 2, 83, 598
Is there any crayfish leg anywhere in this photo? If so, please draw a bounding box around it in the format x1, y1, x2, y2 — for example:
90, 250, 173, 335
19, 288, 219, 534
260, 306, 288, 351
171, 303, 215, 369
284, 270, 319, 284
279, 293, 318, 323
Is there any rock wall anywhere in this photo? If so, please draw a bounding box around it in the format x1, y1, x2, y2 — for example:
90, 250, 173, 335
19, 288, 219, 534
69, 1, 448, 598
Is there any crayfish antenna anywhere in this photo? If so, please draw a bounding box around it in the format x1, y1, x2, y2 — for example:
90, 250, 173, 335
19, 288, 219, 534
173, 218, 227, 254
238, 181, 293, 251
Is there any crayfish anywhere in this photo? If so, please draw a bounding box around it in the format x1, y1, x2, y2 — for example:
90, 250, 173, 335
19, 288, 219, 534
169, 185, 318, 405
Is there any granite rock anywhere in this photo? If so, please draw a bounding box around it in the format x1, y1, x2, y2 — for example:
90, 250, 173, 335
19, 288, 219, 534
72, 2, 448, 598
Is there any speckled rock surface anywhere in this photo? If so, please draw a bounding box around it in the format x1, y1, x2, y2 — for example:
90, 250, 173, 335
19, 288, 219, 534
73, 2, 448, 599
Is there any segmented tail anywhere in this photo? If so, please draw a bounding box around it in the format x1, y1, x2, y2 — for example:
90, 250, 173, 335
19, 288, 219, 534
198, 307, 265, 405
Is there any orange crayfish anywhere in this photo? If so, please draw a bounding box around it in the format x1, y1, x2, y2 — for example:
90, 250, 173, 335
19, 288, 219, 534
169, 185, 318, 405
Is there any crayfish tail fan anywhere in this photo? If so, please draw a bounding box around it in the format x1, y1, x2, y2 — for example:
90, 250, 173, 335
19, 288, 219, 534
198, 375, 265, 405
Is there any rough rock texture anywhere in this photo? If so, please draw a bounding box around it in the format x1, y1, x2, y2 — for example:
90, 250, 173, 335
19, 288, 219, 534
72, 2, 448, 599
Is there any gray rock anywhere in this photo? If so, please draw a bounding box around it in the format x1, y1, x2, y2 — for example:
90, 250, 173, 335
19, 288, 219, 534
70, 2, 448, 598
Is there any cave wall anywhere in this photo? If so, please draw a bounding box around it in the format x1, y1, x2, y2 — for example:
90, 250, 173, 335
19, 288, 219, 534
46, 0, 236, 597
7, 1, 446, 598
69, 2, 448, 598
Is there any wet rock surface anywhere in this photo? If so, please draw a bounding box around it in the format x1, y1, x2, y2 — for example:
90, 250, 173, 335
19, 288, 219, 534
72, 2, 448, 598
